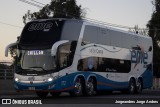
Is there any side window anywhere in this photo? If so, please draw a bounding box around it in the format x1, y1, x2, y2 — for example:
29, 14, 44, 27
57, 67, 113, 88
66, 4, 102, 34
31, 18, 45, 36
77, 57, 98, 71
58, 43, 70, 70
81, 26, 98, 46
78, 57, 131, 73
58, 41, 77, 70
98, 58, 118, 72
98, 58, 131, 73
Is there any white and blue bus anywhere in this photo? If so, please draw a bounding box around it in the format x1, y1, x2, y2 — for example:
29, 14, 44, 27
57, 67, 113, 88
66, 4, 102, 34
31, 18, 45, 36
5, 18, 153, 97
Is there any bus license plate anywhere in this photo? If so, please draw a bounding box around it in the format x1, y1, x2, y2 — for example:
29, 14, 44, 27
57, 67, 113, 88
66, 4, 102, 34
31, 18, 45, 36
28, 87, 35, 90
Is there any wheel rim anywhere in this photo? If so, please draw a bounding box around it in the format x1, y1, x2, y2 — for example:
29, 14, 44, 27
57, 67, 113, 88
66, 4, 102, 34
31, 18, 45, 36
87, 78, 95, 95
137, 80, 142, 93
129, 80, 135, 94
74, 79, 82, 95
87, 82, 94, 95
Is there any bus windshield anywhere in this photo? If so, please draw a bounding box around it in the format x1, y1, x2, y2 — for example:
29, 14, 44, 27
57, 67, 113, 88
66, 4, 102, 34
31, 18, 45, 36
16, 49, 56, 75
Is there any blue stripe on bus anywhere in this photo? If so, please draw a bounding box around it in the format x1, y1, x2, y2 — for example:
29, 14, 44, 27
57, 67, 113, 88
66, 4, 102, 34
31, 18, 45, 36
14, 69, 152, 92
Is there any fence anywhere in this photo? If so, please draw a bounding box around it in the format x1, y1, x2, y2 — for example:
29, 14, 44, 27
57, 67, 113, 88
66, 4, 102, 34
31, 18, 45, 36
0, 69, 14, 80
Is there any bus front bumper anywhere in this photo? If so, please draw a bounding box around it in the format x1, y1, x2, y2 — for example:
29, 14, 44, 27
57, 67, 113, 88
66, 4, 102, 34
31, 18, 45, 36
14, 81, 56, 92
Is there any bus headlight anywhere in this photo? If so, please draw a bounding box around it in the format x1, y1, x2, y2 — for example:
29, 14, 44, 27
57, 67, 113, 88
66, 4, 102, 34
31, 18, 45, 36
15, 78, 19, 82
47, 77, 53, 82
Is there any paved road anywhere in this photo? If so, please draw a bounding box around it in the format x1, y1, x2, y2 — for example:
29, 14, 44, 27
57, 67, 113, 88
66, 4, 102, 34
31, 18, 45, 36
1, 80, 160, 106
1, 90, 160, 107
1, 90, 160, 104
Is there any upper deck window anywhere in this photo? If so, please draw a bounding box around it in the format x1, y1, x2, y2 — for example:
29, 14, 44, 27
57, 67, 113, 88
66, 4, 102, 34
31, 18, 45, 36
19, 20, 64, 46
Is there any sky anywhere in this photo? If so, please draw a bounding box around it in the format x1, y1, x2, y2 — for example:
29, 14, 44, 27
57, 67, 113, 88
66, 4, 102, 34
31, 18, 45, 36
0, 0, 153, 61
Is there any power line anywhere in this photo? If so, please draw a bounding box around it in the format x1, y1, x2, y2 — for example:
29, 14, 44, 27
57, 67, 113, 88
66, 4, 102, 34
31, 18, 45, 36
18, 0, 142, 30
30, 0, 46, 6
18, 0, 160, 31
19, 0, 43, 8
0, 21, 23, 28
17, 0, 142, 29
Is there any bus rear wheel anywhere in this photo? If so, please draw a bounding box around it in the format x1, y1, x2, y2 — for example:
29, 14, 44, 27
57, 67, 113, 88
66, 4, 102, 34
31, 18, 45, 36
86, 78, 96, 96
36, 91, 48, 97
128, 78, 136, 94
136, 79, 143, 94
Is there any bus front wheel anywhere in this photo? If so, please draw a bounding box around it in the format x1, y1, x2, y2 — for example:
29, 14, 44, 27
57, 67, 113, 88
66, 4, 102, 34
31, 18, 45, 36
70, 77, 84, 96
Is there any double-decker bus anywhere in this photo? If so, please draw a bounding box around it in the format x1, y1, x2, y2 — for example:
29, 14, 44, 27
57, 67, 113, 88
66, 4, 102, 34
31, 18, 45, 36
5, 18, 153, 97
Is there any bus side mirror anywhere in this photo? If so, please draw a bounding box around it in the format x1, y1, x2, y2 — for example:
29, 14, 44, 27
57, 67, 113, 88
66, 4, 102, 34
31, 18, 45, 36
51, 40, 69, 56
5, 43, 17, 57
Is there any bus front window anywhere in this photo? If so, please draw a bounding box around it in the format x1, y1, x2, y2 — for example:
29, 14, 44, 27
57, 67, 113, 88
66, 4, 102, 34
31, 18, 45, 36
16, 49, 56, 75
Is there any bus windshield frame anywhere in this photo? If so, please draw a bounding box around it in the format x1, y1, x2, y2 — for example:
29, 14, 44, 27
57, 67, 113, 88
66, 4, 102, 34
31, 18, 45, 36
16, 49, 57, 75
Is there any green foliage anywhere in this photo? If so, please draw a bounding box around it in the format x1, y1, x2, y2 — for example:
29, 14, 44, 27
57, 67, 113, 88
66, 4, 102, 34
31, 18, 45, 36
23, 0, 86, 24
147, 0, 160, 76
9, 45, 17, 65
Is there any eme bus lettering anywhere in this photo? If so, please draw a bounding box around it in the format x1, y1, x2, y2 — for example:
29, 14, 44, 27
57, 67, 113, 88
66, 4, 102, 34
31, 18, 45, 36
131, 50, 148, 64
28, 22, 53, 31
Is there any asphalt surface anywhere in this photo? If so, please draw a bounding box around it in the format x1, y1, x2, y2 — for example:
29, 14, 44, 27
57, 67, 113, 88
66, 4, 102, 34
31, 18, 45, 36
1, 80, 160, 106
1, 90, 160, 104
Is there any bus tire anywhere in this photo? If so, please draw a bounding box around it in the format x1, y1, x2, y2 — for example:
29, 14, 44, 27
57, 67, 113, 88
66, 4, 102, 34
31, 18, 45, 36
70, 77, 84, 96
136, 79, 143, 94
128, 78, 136, 94
36, 91, 48, 97
86, 77, 96, 96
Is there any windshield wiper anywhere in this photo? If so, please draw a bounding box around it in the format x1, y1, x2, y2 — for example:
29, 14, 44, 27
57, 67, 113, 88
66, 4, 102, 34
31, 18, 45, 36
29, 66, 46, 71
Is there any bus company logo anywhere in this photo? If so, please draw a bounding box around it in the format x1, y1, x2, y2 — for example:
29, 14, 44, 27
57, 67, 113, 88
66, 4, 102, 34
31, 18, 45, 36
89, 48, 103, 55
28, 76, 35, 82
2, 99, 11, 104
131, 50, 148, 65
2, 99, 42, 104
28, 22, 53, 32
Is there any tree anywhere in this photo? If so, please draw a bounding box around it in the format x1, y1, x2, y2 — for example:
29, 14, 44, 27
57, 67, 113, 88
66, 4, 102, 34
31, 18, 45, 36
23, 0, 86, 24
9, 45, 17, 65
129, 25, 148, 36
147, 0, 160, 77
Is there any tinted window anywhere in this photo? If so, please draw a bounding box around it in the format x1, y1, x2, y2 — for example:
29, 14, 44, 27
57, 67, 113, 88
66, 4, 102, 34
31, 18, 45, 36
77, 57, 98, 71
77, 57, 131, 73
82, 26, 98, 45
19, 20, 64, 46
57, 41, 77, 70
